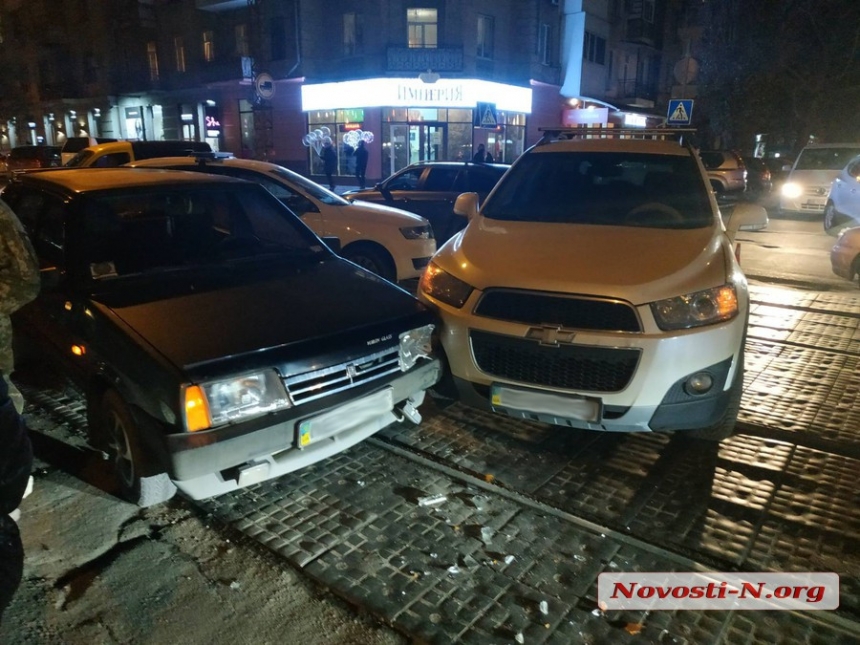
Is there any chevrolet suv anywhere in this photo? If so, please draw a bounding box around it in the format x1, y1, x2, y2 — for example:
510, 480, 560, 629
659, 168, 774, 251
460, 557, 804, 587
4, 168, 440, 506
419, 128, 767, 441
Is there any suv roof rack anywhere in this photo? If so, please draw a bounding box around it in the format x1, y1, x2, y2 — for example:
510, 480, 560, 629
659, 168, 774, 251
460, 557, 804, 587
536, 127, 697, 148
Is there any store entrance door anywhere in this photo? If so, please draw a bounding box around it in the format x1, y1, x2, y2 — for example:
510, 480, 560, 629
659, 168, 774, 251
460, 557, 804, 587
409, 124, 446, 163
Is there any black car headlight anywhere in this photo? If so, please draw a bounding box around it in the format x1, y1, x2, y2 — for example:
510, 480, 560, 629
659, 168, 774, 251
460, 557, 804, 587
398, 324, 434, 371
183, 369, 291, 432
419, 261, 474, 308
400, 225, 435, 240
650, 284, 739, 331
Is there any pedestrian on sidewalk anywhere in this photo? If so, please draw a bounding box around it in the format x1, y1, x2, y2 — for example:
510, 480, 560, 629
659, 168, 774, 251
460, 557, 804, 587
322, 138, 337, 192
0, 199, 41, 413
355, 140, 369, 189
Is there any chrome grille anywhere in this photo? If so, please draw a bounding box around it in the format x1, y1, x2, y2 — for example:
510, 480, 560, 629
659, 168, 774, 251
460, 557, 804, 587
283, 347, 401, 405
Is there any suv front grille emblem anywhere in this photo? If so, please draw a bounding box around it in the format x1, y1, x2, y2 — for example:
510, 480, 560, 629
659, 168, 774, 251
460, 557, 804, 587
525, 325, 577, 347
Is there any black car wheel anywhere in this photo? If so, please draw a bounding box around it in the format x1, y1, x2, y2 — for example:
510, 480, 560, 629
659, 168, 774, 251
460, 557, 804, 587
101, 390, 176, 507
342, 244, 396, 282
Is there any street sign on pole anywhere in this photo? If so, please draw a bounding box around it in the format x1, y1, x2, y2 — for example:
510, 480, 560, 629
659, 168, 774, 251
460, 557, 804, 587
474, 102, 498, 129
667, 99, 694, 126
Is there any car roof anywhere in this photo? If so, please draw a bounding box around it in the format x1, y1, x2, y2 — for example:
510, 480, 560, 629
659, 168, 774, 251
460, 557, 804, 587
800, 143, 860, 149
403, 160, 510, 170
128, 155, 292, 174
529, 137, 691, 157
14, 167, 246, 193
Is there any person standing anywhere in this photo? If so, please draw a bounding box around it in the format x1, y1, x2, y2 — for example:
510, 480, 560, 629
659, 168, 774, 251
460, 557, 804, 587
0, 199, 40, 414
473, 143, 488, 162
354, 140, 369, 189
322, 139, 337, 192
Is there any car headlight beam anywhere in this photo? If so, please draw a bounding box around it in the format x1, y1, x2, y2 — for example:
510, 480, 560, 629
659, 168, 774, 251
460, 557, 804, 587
419, 261, 474, 308
781, 182, 803, 199
183, 369, 291, 432
650, 284, 739, 331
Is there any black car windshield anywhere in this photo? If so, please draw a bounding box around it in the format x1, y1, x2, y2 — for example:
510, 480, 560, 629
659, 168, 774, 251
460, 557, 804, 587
482, 151, 713, 229
79, 184, 323, 280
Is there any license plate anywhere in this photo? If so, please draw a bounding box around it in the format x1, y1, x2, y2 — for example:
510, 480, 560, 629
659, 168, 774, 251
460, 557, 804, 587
491, 383, 600, 423
297, 387, 393, 447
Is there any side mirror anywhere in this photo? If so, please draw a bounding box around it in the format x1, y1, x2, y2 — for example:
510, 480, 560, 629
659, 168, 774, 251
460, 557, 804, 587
724, 202, 769, 235
321, 236, 341, 254
453, 192, 480, 221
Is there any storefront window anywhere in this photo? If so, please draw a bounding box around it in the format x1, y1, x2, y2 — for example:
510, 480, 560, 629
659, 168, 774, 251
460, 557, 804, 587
307, 109, 366, 178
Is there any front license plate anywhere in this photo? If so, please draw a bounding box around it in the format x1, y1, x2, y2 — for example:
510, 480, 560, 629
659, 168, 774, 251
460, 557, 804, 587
491, 383, 600, 423
297, 387, 394, 448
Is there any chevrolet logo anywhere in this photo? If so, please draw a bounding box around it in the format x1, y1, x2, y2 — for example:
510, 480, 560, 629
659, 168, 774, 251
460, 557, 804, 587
525, 325, 577, 346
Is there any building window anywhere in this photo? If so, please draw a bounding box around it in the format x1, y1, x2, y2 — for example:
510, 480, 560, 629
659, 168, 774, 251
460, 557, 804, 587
174, 37, 186, 73
343, 12, 363, 56
203, 30, 215, 62
583, 31, 606, 64
407, 8, 437, 49
235, 24, 249, 57
147, 41, 159, 81
477, 15, 494, 59
538, 23, 551, 65
643, 0, 655, 22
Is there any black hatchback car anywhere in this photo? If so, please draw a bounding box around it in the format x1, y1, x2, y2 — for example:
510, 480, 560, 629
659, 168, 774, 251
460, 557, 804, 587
343, 161, 509, 242
4, 168, 440, 506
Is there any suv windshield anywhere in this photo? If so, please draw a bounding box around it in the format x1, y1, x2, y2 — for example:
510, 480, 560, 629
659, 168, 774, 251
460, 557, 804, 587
794, 147, 860, 171
482, 151, 713, 228
79, 185, 323, 279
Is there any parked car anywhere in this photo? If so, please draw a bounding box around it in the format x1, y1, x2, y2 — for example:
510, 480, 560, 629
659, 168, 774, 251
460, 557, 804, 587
343, 161, 509, 242
830, 227, 860, 287
823, 153, 860, 236
3, 168, 440, 506
418, 127, 768, 442
60, 136, 118, 165
699, 150, 747, 195
65, 140, 211, 168
780, 143, 860, 217
129, 153, 435, 282
5, 145, 61, 179
741, 156, 773, 194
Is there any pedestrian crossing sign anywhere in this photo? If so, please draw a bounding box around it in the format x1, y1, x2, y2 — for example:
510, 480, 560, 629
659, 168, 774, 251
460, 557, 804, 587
474, 102, 498, 129
667, 99, 694, 125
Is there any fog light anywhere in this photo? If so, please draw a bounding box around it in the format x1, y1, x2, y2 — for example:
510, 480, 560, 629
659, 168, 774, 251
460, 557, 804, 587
685, 372, 714, 395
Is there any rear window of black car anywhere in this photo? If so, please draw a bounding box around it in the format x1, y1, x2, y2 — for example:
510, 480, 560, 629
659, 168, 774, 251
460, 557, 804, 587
79, 185, 322, 279
482, 151, 713, 229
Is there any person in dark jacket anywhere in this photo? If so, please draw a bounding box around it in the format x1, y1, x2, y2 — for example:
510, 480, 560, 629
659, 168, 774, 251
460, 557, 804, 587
354, 140, 369, 189
322, 138, 337, 191
0, 371, 32, 623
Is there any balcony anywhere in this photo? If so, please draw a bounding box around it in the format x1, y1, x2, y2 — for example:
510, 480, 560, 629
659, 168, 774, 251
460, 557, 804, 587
386, 46, 463, 73
616, 80, 658, 107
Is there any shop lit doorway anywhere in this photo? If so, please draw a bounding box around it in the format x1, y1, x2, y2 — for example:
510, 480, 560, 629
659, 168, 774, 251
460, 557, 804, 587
409, 124, 446, 163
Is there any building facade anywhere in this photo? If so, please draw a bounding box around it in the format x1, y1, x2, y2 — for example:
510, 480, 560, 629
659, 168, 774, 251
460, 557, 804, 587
0, 0, 690, 187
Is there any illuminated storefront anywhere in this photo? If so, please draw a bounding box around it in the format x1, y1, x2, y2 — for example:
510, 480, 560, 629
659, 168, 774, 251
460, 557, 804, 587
302, 77, 532, 180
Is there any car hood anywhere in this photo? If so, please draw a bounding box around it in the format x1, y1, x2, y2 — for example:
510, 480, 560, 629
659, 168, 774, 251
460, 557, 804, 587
788, 169, 842, 187
93, 260, 428, 378
436, 217, 732, 305
340, 200, 428, 226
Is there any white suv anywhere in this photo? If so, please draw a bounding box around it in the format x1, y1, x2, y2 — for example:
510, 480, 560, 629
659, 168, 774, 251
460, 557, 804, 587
418, 128, 767, 441
129, 154, 435, 282
780, 143, 860, 217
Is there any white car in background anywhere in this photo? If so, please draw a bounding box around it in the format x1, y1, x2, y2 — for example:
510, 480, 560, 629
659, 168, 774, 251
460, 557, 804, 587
823, 153, 860, 236
780, 143, 860, 217
128, 154, 436, 282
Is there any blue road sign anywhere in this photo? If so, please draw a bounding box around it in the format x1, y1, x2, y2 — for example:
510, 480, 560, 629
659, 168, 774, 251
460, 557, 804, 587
667, 99, 694, 125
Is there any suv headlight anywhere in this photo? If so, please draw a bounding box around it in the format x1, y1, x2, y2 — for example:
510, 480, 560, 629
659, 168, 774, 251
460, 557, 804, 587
400, 225, 435, 240
419, 261, 474, 308
781, 182, 803, 199
650, 284, 739, 331
399, 324, 434, 371
183, 369, 291, 432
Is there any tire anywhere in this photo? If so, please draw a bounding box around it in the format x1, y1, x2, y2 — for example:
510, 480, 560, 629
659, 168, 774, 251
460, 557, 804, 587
101, 390, 176, 507
342, 244, 396, 282
687, 352, 745, 442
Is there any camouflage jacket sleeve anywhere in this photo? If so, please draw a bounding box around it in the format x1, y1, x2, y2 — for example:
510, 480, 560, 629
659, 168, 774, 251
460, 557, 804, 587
0, 201, 40, 316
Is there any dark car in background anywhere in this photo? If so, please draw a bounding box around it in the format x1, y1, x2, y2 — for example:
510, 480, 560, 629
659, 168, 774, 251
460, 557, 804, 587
742, 156, 773, 194
3, 168, 440, 507
5, 145, 61, 179
343, 161, 509, 242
